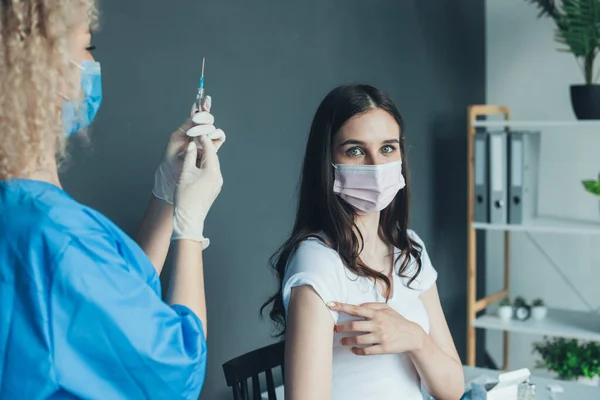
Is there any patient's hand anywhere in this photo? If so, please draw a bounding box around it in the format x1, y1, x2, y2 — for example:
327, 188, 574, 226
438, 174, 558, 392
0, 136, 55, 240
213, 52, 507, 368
328, 302, 425, 356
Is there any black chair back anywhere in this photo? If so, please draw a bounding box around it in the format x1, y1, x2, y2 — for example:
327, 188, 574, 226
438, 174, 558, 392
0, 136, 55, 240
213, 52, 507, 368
222, 341, 285, 400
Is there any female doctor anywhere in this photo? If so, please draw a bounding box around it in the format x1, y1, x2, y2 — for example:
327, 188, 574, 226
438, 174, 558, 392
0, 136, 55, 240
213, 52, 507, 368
0, 1, 224, 399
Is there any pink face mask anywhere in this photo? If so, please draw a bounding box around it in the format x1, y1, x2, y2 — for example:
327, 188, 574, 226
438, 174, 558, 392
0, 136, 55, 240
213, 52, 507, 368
333, 161, 405, 213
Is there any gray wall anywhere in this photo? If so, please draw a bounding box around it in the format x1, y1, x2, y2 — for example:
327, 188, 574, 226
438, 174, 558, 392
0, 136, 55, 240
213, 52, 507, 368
61, 0, 485, 398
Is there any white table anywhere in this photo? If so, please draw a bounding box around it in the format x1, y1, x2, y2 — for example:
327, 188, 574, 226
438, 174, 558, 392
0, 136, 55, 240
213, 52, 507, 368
463, 366, 600, 400
262, 366, 600, 399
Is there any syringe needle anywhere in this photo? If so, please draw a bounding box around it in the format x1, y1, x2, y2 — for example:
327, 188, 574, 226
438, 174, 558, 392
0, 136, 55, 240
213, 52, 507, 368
195, 57, 207, 113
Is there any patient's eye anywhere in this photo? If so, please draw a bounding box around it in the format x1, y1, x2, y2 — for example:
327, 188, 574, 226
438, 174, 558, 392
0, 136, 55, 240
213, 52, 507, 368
346, 147, 364, 157
381, 145, 396, 155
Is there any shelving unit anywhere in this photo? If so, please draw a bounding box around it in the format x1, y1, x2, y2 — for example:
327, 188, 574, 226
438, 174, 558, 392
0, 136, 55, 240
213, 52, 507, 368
472, 120, 600, 128
466, 105, 600, 369
472, 308, 600, 342
473, 216, 600, 235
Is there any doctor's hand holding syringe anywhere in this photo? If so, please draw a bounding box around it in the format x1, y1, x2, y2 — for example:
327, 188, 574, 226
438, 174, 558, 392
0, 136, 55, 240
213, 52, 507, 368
186, 58, 226, 147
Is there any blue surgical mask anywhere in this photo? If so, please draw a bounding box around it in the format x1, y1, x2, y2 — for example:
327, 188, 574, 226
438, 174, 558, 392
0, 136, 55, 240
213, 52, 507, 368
62, 60, 103, 136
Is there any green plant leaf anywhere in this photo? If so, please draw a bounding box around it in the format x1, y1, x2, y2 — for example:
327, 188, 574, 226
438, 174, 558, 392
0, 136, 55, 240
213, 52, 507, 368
532, 298, 545, 306
533, 338, 600, 379
526, 0, 561, 19
527, 0, 600, 84
582, 179, 600, 195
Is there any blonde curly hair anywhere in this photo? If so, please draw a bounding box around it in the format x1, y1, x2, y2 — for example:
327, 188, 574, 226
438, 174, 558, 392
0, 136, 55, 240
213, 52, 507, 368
0, 0, 98, 179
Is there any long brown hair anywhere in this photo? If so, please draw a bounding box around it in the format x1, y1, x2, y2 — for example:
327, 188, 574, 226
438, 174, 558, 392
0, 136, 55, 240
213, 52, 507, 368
261, 84, 423, 336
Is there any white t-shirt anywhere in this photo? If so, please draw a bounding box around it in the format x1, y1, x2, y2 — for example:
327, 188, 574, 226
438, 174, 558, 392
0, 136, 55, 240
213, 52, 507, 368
282, 230, 438, 400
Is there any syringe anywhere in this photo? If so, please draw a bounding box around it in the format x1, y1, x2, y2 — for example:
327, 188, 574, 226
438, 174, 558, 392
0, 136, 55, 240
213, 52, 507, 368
195, 57, 206, 112
177, 57, 210, 158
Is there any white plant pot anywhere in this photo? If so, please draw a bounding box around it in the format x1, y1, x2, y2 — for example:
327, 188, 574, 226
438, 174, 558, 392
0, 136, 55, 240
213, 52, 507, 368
498, 306, 513, 321
531, 306, 548, 320
576, 376, 600, 386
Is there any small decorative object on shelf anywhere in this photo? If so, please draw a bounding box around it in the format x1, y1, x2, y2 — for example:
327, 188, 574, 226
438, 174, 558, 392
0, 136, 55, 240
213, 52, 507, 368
525, 0, 600, 119
531, 298, 548, 320
518, 380, 536, 400
582, 174, 600, 214
498, 298, 513, 321
513, 296, 532, 321
533, 337, 600, 385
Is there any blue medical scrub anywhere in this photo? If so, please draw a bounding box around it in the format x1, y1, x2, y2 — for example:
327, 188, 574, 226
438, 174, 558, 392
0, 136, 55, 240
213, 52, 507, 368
0, 179, 207, 399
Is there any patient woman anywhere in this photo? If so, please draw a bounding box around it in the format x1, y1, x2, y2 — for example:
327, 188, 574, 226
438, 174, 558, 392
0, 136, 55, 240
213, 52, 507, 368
262, 85, 464, 400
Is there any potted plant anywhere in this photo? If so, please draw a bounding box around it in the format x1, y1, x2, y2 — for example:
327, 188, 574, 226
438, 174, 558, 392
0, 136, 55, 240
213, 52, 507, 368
525, 0, 600, 119
582, 174, 600, 213
533, 337, 600, 386
531, 298, 548, 320
498, 298, 513, 321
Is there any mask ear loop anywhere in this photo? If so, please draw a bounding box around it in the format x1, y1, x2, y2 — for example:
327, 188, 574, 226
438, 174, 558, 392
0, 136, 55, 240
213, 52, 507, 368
70, 60, 84, 69
58, 61, 85, 100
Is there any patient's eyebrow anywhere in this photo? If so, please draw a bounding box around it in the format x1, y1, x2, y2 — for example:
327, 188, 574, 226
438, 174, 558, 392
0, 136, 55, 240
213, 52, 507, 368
339, 139, 366, 146
339, 139, 400, 146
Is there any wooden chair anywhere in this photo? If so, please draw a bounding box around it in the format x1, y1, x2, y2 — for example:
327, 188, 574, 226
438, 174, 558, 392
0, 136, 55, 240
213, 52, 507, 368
222, 341, 285, 400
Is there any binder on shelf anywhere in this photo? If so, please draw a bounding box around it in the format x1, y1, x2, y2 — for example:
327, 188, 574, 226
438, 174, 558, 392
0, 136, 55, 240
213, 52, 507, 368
489, 131, 508, 224
507, 130, 540, 224
474, 129, 489, 223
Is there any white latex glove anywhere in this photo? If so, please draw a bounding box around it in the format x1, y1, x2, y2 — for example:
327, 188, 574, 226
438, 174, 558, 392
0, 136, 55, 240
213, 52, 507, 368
188, 96, 227, 145
171, 135, 223, 248
152, 96, 226, 204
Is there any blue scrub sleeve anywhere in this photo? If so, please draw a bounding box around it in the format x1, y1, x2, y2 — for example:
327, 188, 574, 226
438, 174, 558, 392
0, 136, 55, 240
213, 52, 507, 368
49, 234, 206, 400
